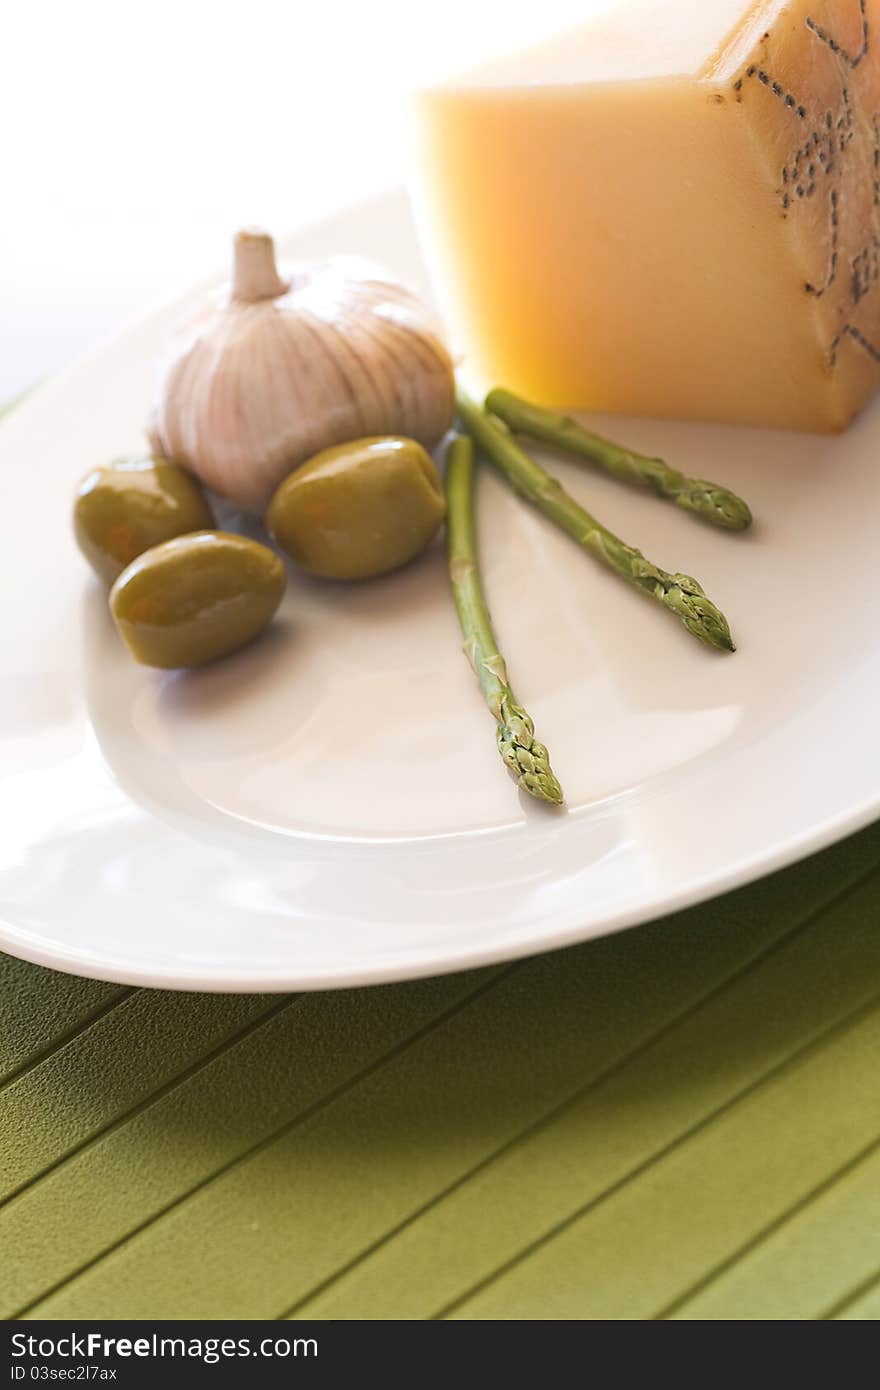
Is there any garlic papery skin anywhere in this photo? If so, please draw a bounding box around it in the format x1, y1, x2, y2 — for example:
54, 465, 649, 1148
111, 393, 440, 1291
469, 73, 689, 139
147, 230, 456, 513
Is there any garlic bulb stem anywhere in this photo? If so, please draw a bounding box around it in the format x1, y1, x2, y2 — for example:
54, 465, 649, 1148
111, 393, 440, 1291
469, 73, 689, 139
232, 230, 289, 303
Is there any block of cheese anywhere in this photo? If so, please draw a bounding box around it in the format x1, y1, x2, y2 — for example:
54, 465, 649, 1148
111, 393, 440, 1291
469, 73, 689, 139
412, 0, 880, 432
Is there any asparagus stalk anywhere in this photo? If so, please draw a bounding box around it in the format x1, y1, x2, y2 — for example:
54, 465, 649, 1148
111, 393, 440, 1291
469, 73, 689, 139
445, 434, 564, 805
456, 391, 735, 652
485, 388, 752, 532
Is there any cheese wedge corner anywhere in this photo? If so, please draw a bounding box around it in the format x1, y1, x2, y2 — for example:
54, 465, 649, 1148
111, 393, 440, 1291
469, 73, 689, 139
412, 0, 880, 432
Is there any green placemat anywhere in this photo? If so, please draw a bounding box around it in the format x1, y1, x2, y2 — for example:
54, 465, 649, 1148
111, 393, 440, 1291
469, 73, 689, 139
1, 823, 879, 1320
3, 396, 879, 1320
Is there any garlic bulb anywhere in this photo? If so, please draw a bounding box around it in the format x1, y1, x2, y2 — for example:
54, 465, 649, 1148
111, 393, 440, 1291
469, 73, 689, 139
148, 229, 456, 512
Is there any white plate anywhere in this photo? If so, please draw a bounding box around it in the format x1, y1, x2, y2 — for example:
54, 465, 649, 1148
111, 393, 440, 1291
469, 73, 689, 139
1, 190, 878, 991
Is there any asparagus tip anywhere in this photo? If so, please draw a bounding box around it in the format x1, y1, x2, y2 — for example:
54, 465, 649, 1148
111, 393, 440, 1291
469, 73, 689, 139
497, 698, 565, 805
689, 488, 753, 532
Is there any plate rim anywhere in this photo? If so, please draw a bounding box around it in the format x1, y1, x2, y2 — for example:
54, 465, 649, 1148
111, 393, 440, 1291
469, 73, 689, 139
0, 791, 875, 992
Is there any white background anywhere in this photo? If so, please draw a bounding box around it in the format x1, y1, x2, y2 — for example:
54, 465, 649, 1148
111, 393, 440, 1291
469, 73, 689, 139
1, 0, 602, 401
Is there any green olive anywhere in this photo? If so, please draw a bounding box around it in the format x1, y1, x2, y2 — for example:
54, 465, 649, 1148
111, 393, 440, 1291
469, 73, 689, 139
74, 456, 214, 586
266, 436, 446, 580
109, 532, 286, 668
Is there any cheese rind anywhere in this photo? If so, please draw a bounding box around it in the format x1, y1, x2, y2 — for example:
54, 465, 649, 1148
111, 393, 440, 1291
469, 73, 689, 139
413, 0, 880, 432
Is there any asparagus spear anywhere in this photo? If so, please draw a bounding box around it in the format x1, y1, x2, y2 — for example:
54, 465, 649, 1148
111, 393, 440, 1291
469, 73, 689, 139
445, 434, 564, 806
456, 390, 735, 652
485, 388, 752, 532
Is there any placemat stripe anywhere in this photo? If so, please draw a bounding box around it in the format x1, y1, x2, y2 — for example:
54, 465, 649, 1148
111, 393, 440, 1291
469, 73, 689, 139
288, 865, 880, 1320
280, 859, 878, 1319
829, 1269, 880, 1318
447, 997, 880, 1319
0, 965, 129, 1085
667, 1137, 880, 1318
0, 994, 293, 1204
6, 964, 510, 1317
